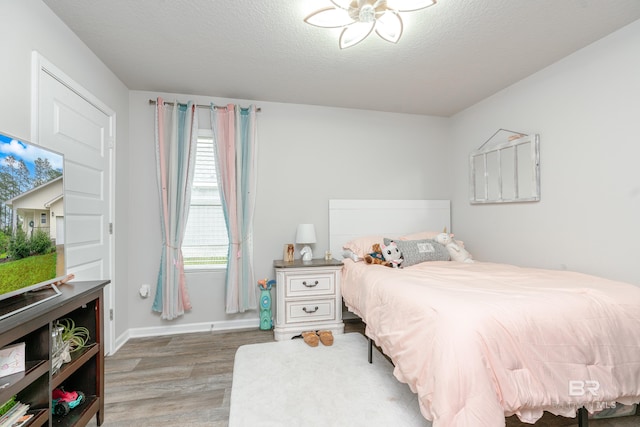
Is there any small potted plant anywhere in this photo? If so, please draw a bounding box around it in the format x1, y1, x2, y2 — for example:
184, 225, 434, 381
58, 318, 90, 353
52, 318, 90, 371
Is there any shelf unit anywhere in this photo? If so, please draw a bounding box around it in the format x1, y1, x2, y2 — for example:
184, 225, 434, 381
0, 280, 108, 427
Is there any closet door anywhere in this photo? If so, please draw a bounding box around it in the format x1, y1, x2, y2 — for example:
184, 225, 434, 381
32, 53, 115, 354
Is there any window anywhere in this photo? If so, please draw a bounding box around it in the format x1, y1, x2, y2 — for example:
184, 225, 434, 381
41, 213, 47, 224
182, 130, 228, 267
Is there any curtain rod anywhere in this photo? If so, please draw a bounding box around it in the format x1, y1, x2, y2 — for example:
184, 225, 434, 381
148, 99, 261, 112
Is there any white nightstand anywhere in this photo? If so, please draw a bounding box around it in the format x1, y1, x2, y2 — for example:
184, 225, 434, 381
273, 258, 344, 341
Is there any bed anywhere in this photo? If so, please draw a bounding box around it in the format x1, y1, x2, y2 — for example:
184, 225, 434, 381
329, 199, 640, 427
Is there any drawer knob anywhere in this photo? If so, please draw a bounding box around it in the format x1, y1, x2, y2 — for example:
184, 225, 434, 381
303, 306, 319, 314
302, 280, 319, 287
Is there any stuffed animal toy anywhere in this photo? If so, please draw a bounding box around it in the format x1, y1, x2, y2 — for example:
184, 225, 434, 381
364, 243, 390, 267
435, 233, 474, 263
380, 241, 403, 268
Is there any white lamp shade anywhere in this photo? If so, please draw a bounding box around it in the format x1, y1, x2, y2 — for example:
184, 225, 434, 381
296, 224, 317, 244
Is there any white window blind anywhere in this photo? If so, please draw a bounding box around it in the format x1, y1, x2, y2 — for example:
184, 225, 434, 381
182, 131, 228, 267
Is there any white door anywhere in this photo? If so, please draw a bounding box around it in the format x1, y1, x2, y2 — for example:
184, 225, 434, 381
32, 53, 115, 354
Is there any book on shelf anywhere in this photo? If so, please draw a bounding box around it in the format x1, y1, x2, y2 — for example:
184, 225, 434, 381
10, 413, 32, 427
0, 397, 16, 417
0, 343, 25, 379
0, 401, 28, 427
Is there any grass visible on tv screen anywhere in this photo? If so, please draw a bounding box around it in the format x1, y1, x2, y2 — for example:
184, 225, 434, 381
0, 253, 57, 294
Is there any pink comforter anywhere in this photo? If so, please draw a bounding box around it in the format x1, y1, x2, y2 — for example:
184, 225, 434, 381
341, 260, 640, 426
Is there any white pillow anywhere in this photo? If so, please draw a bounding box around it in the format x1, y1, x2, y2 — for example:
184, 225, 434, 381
342, 236, 384, 259
383, 238, 450, 266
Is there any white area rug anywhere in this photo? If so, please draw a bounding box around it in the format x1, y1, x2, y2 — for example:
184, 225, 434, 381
229, 333, 430, 427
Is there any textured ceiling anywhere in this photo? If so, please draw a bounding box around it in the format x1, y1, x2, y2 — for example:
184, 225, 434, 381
43, 0, 640, 117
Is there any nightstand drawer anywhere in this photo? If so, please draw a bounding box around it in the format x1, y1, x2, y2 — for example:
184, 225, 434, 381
287, 274, 334, 297
286, 299, 335, 323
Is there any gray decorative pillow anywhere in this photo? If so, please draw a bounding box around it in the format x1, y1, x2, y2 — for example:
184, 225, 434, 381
383, 238, 450, 266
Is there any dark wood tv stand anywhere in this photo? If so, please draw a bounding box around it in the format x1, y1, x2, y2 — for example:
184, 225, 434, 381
0, 280, 108, 427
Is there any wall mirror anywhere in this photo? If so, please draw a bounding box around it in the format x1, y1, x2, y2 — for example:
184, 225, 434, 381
469, 130, 540, 204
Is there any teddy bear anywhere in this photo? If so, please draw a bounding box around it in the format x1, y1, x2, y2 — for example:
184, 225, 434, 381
380, 241, 403, 268
364, 243, 391, 267
435, 233, 474, 263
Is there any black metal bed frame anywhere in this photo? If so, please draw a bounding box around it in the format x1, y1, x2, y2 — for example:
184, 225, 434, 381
366, 337, 590, 427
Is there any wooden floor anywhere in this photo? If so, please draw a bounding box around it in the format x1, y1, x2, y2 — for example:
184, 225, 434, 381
87, 320, 639, 427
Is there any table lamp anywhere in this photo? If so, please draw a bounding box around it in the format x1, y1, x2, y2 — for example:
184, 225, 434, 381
296, 224, 316, 262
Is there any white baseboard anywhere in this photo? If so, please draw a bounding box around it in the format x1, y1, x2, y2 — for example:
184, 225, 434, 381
109, 318, 261, 355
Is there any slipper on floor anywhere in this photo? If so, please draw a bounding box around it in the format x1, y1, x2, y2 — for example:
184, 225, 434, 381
302, 331, 319, 347
318, 330, 333, 346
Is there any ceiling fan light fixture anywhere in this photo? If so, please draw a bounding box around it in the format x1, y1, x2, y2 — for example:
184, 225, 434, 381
305, 0, 436, 49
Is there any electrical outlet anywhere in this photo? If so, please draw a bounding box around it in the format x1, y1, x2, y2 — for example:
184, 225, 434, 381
139, 284, 150, 298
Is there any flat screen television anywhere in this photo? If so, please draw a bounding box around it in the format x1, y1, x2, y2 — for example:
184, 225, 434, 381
0, 131, 66, 320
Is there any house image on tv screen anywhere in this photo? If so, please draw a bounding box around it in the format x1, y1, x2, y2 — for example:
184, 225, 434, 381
5, 175, 64, 246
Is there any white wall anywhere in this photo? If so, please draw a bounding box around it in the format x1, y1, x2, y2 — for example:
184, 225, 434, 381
0, 1, 131, 339
128, 90, 450, 331
450, 19, 640, 285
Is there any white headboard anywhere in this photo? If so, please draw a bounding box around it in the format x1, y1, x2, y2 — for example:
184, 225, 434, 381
328, 199, 451, 258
